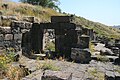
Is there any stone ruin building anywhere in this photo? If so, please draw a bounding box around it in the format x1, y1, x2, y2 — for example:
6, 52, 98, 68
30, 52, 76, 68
0, 16, 120, 63
23, 16, 93, 63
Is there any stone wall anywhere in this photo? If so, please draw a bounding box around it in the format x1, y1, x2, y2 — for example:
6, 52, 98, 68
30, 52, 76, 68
0, 21, 32, 51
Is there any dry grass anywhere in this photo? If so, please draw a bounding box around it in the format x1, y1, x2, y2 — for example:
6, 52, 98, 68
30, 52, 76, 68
0, 51, 27, 80
0, 1, 61, 22
5, 63, 26, 80
88, 67, 105, 80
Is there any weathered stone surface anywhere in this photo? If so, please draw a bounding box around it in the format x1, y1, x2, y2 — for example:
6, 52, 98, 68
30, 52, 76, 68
114, 58, 120, 64
1, 15, 18, 20
41, 70, 72, 80
4, 34, 13, 40
76, 35, 90, 49
11, 21, 32, 29
11, 21, 25, 28
105, 71, 115, 80
71, 48, 91, 63
0, 34, 4, 41
20, 29, 30, 33
24, 22, 32, 29
51, 16, 73, 23
14, 34, 22, 40
0, 42, 4, 47
22, 70, 43, 80
0, 27, 11, 34
23, 16, 35, 23
100, 48, 115, 56
115, 43, 120, 49
111, 47, 119, 55
11, 27, 21, 34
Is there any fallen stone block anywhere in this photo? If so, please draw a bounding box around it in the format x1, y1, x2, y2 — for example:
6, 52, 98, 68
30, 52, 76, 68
71, 48, 91, 63
100, 48, 115, 56
41, 70, 72, 80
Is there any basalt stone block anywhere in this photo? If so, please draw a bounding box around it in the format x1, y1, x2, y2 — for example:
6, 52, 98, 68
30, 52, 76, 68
41, 70, 72, 80
0, 27, 11, 34
14, 34, 22, 40
3, 40, 11, 47
0, 34, 4, 41
40, 23, 76, 30
24, 22, 32, 29
59, 23, 76, 30
71, 48, 91, 63
51, 16, 73, 23
11, 21, 25, 29
115, 43, 120, 49
1, 16, 8, 20
115, 39, 120, 44
20, 29, 30, 33
111, 47, 119, 55
76, 35, 90, 49
0, 41, 4, 47
1, 16, 18, 20
11, 27, 21, 34
4, 34, 13, 40
23, 16, 35, 23
115, 58, 120, 65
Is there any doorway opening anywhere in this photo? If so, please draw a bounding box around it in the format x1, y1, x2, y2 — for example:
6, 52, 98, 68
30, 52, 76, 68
43, 29, 55, 52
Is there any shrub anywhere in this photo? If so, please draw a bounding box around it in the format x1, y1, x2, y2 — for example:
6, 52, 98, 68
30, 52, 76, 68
45, 42, 55, 51
89, 41, 95, 54
41, 61, 60, 71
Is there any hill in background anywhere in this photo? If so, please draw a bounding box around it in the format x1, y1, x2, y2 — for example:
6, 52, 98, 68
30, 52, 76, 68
0, 1, 120, 39
113, 25, 120, 29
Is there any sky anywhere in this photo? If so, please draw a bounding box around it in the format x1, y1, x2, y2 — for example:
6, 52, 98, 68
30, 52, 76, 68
12, 0, 120, 26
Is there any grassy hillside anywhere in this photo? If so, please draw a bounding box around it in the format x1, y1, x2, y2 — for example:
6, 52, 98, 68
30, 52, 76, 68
0, 1, 120, 39
74, 16, 120, 39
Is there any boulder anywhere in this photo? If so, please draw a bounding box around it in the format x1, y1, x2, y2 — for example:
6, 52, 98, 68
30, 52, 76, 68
100, 48, 114, 56
105, 71, 115, 80
71, 48, 91, 63
41, 70, 72, 80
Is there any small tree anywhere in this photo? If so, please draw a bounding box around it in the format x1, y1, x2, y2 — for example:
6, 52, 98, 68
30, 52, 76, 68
20, 0, 61, 12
